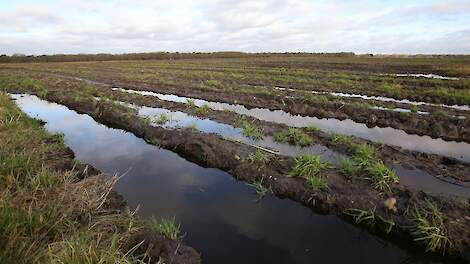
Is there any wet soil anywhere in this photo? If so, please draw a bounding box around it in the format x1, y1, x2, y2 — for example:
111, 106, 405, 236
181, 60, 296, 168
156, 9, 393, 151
4, 68, 469, 142
60, 73, 470, 143
13, 88, 470, 262
97, 86, 470, 183
14, 94, 449, 264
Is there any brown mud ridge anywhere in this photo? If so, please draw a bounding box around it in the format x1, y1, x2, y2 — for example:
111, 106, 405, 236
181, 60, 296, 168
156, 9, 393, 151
73, 75, 470, 143
23, 87, 470, 263
90, 85, 470, 183
33, 110, 201, 264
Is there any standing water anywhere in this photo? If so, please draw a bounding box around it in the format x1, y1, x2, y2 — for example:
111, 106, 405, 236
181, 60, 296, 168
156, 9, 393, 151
12, 94, 444, 264
112, 87, 470, 163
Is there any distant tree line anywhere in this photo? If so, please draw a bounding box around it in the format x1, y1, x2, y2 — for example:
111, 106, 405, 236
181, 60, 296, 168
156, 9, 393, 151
0, 52, 358, 63
1, 52, 466, 63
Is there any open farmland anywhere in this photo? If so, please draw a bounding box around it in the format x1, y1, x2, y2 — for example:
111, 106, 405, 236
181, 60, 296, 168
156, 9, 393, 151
1, 53, 470, 264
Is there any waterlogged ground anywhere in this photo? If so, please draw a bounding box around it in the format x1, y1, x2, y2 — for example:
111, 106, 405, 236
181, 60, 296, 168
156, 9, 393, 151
11, 94, 448, 264
132, 101, 470, 198
115, 87, 470, 163
2, 55, 470, 262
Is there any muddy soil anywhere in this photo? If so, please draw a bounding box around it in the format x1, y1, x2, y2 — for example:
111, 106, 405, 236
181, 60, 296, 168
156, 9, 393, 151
17, 86, 469, 262
55, 73, 470, 143
90, 85, 470, 183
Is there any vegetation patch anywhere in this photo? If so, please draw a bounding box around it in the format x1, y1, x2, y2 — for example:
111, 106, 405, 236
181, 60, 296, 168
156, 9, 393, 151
411, 201, 451, 252
238, 119, 264, 140
247, 178, 270, 199
289, 155, 329, 190
151, 217, 182, 240
274, 128, 313, 146
247, 150, 271, 165
195, 103, 211, 116
154, 113, 171, 125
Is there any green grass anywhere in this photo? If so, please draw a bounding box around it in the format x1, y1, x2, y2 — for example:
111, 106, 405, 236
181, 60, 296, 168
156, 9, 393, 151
274, 128, 313, 146
410, 105, 418, 113
330, 133, 354, 148
411, 202, 451, 252
306, 124, 320, 133
345, 208, 376, 225
239, 120, 264, 140
364, 160, 399, 191
186, 98, 196, 108
305, 174, 328, 190
339, 157, 358, 179
151, 217, 181, 240
206, 79, 219, 87
331, 138, 399, 190
195, 103, 210, 116
433, 111, 445, 118
154, 113, 171, 125
349, 143, 398, 191
305, 94, 330, 104
352, 143, 376, 164
247, 150, 271, 164
377, 83, 402, 95
289, 155, 329, 190
141, 116, 152, 126
247, 179, 269, 199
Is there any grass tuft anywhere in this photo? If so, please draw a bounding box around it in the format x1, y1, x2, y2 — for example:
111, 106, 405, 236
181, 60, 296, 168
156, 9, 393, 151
274, 128, 313, 146
290, 155, 329, 190
330, 133, 354, 148
154, 113, 171, 125
247, 150, 271, 164
364, 160, 399, 191
306, 124, 320, 133
345, 208, 376, 225
339, 157, 358, 179
151, 217, 181, 240
238, 119, 264, 140
247, 179, 270, 199
195, 103, 210, 116
411, 202, 451, 252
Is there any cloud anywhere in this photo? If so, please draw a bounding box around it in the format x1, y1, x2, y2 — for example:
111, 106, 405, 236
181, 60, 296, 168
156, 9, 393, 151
0, 0, 469, 54
0, 6, 61, 32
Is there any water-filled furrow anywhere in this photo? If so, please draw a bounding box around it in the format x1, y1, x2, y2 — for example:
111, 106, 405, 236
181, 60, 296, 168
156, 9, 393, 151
393, 73, 462, 80
274, 87, 470, 112
369, 106, 465, 119
10, 94, 443, 264
137, 103, 470, 198
112, 87, 470, 163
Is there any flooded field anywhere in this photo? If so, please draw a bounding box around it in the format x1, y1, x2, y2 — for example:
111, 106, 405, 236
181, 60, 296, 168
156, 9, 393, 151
11, 94, 446, 264
1, 54, 469, 263
114, 87, 470, 163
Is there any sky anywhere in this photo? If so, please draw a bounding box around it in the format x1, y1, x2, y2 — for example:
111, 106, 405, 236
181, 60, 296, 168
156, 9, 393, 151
0, 0, 469, 55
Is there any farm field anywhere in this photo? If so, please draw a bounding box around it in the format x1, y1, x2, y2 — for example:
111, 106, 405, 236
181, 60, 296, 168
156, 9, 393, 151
1, 54, 470, 263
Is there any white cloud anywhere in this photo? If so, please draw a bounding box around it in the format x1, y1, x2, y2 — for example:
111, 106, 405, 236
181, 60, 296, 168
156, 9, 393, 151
0, 0, 468, 54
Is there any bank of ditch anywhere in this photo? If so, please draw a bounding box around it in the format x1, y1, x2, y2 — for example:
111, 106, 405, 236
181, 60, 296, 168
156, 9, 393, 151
0, 92, 200, 264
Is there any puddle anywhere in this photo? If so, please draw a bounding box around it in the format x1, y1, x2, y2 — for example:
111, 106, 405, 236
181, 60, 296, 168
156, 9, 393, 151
393, 73, 461, 81
371, 106, 429, 115
113, 87, 470, 163
10, 93, 447, 264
